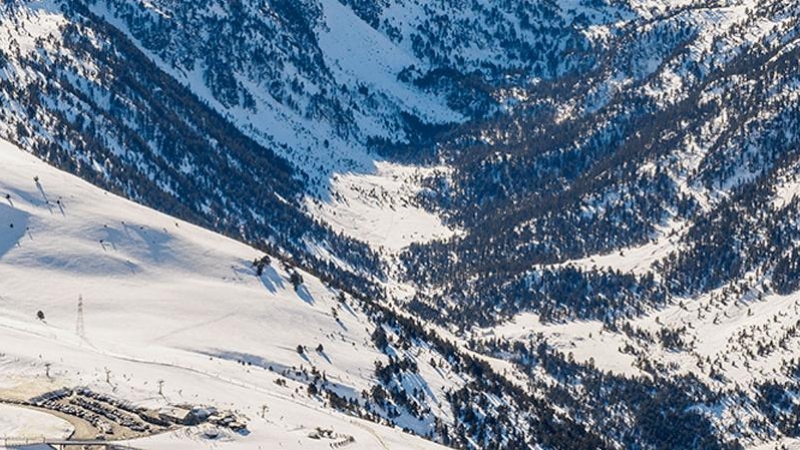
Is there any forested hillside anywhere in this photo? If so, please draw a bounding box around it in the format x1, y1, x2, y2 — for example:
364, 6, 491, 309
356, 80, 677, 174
2, 0, 800, 449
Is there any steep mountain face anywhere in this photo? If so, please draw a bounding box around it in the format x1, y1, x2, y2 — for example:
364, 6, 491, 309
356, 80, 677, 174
3, 0, 800, 449
405, 0, 800, 325
0, 0, 387, 298
0, 0, 626, 320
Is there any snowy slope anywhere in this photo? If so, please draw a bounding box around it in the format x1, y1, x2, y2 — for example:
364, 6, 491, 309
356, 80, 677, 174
85, 0, 462, 192
3, 0, 800, 448
305, 162, 457, 253
0, 404, 73, 440
0, 140, 448, 450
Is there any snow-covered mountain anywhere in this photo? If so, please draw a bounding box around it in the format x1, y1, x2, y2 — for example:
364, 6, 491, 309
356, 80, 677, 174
0, 138, 458, 449
4, 0, 800, 449
0, 138, 613, 449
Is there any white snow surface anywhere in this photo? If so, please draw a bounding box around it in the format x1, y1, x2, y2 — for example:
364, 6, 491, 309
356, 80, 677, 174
0, 404, 73, 440
317, 0, 460, 127
305, 162, 457, 252
0, 140, 447, 450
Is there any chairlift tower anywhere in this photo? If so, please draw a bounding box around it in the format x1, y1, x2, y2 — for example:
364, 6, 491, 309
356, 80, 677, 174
76, 294, 86, 339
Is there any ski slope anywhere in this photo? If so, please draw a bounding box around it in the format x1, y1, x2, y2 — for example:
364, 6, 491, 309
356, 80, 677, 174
0, 404, 73, 440
0, 139, 447, 450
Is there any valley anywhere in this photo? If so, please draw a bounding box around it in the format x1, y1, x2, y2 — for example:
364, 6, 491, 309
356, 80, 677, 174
2, 0, 800, 448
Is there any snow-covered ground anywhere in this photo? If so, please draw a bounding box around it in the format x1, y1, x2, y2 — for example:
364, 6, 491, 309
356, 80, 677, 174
0, 140, 447, 449
305, 162, 457, 252
534, 218, 686, 276
317, 0, 460, 129
0, 404, 73, 441
490, 269, 800, 402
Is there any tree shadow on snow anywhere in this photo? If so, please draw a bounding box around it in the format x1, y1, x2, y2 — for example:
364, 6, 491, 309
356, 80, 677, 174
295, 284, 314, 305
0, 204, 29, 258
257, 265, 285, 294
316, 350, 331, 364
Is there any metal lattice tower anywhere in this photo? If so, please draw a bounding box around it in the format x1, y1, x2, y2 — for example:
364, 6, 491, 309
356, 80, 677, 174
76, 294, 85, 339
